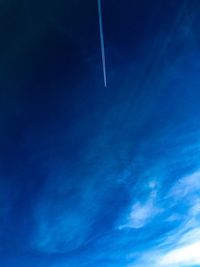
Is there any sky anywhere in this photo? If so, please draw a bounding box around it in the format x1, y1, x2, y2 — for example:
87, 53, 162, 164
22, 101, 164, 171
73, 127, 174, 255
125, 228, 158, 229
0, 0, 200, 266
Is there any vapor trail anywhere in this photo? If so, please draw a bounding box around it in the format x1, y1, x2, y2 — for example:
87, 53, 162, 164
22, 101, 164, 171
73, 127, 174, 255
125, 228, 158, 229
97, 0, 107, 87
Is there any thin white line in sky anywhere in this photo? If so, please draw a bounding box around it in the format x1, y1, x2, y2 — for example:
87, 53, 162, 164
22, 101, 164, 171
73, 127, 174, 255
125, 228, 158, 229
97, 0, 107, 87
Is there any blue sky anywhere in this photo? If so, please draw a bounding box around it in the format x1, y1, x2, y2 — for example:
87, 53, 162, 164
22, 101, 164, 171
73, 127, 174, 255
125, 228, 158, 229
0, 0, 200, 266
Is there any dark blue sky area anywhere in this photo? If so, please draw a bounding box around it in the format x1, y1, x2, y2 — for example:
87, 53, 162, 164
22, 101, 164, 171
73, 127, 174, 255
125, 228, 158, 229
1, 1, 200, 266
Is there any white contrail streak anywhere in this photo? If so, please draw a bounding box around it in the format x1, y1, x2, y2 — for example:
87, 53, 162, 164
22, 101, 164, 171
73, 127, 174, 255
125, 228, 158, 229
97, 0, 107, 87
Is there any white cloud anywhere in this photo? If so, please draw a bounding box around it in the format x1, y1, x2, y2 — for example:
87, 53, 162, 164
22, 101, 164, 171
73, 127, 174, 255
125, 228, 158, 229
124, 166, 200, 266
118, 181, 160, 230
159, 240, 200, 266
129, 225, 200, 267
190, 201, 200, 216
170, 170, 200, 198
178, 226, 200, 245
128, 202, 154, 228
119, 198, 157, 230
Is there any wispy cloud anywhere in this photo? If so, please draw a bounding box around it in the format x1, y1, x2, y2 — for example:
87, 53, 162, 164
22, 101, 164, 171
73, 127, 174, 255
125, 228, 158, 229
127, 167, 200, 267
170, 170, 200, 198
158, 226, 200, 267
127, 224, 200, 267
118, 190, 158, 230
159, 241, 200, 266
